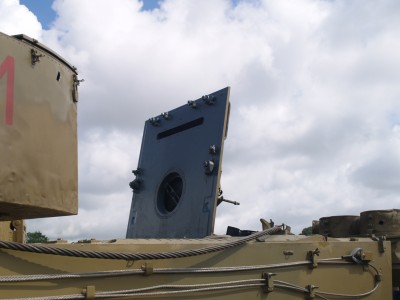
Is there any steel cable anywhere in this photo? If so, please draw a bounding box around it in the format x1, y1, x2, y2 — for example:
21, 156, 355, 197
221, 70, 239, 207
0, 259, 348, 283
1, 276, 380, 300
95, 279, 264, 296
0, 226, 281, 261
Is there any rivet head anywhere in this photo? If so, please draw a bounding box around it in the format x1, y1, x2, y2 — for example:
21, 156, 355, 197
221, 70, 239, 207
129, 178, 142, 192
204, 160, 215, 175
132, 168, 141, 175
161, 112, 170, 119
188, 100, 197, 108
149, 117, 160, 126
202, 95, 216, 105
209, 145, 217, 154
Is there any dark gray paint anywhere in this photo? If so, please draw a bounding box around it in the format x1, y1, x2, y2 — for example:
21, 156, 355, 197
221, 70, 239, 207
126, 87, 230, 238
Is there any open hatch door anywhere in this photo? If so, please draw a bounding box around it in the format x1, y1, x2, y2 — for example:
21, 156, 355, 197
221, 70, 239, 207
126, 87, 230, 238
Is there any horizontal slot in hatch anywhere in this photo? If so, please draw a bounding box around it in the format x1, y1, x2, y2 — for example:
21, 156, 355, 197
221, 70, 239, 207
157, 117, 204, 140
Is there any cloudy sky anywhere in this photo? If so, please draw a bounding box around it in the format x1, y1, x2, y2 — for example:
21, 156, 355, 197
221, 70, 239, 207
1, 0, 400, 240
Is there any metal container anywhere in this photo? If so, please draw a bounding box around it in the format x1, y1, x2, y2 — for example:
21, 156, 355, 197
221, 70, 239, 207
318, 215, 360, 237
360, 209, 400, 236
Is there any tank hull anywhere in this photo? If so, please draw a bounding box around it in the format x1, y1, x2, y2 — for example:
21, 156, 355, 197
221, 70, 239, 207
0, 235, 392, 299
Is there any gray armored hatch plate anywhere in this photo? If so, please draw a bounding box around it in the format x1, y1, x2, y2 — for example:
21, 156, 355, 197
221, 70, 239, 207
126, 87, 230, 238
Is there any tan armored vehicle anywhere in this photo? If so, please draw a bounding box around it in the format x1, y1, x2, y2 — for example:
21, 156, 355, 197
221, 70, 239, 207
0, 32, 399, 299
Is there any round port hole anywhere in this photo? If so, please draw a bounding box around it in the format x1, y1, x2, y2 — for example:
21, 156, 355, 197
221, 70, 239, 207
157, 172, 183, 215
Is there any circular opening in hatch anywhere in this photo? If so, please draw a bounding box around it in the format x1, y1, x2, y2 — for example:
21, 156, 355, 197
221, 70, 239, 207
157, 172, 183, 215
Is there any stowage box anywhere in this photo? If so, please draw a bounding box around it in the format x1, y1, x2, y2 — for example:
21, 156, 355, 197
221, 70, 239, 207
0, 32, 78, 220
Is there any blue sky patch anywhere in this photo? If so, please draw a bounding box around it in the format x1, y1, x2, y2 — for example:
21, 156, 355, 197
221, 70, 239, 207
20, 0, 56, 29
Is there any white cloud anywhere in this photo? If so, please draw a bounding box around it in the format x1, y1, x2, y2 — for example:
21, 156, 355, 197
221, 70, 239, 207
0, 0, 42, 38
2, 0, 400, 239
78, 130, 140, 197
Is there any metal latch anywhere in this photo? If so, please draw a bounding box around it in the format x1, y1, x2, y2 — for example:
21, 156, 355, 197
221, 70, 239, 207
262, 272, 276, 293
82, 286, 95, 300
308, 248, 320, 268
31, 49, 44, 65
342, 248, 374, 264
141, 262, 154, 276
371, 235, 386, 253
72, 74, 84, 102
305, 284, 318, 299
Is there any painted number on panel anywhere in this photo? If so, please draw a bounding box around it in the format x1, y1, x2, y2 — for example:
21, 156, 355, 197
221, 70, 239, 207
0, 56, 15, 125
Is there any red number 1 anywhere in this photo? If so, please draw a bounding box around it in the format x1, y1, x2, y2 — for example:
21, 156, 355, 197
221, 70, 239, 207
0, 56, 14, 125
